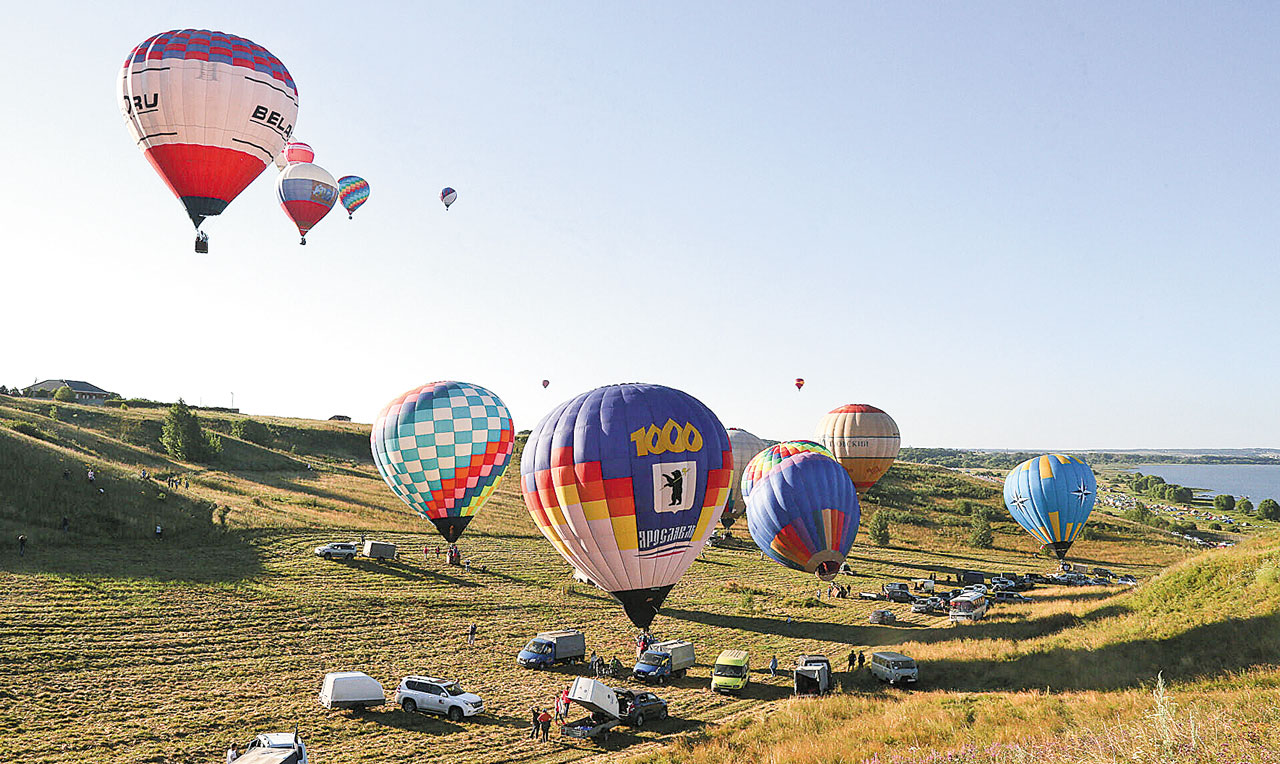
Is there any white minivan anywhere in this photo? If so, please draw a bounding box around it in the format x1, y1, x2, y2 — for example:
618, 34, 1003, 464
869, 651, 918, 685
319, 671, 385, 710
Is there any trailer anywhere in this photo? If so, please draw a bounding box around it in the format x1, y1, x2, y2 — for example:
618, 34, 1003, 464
362, 540, 397, 561
562, 677, 622, 742
794, 655, 831, 696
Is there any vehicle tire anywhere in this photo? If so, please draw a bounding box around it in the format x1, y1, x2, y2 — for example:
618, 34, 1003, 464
323, 552, 332, 560
447, 706, 464, 722
634, 713, 645, 728
659, 708, 668, 720
402, 699, 417, 713
676, 668, 686, 679
658, 676, 666, 686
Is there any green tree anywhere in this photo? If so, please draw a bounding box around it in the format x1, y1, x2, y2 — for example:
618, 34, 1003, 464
231, 418, 272, 446
1238, 498, 1254, 515
968, 513, 994, 548
1258, 499, 1280, 521
53, 385, 75, 402
867, 510, 891, 546
161, 399, 222, 462
1213, 495, 1236, 513
47, 405, 59, 421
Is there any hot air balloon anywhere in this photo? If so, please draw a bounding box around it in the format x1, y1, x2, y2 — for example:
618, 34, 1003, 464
1003, 454, 1097, 560
337, 176, 370, 219
723, 428, 769, 529
541, 379, 550, 389
371, 381, 515, 543
277, 162, 338, 244
746, 450, 860, 581
119, 29, 298, 252
520, 383, 732, 628
274, 141, 315, 170
815, 404, 901, 493
441, 187, 457, 210
795, 378, 805, 391
740, 440, 834, 502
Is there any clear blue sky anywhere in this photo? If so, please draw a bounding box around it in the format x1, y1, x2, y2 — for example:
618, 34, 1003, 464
2, 2, 1277, 449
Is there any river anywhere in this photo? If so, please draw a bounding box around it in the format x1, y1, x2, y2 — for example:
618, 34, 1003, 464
1126, 463, 1280, 502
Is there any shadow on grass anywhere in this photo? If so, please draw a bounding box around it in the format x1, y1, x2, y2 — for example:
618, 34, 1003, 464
346, 558, 479, 587
925, 611, 1280, 692
662, 608, 861, 644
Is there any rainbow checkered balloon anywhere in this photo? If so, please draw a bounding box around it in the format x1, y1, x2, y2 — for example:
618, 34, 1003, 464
371, 381, 514, 542
740, 440, 834, 501
338, 175, 370, 219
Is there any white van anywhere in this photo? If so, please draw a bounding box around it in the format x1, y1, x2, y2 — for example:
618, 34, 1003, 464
869, 651, 918, 685
319, 671, 385, 710
949, 591, 988, 623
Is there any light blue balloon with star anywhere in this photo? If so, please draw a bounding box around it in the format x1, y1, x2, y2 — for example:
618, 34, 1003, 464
1003, 454, 1097, 560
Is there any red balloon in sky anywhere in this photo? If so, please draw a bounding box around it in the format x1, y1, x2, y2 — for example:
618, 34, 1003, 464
795, 378, 806, 391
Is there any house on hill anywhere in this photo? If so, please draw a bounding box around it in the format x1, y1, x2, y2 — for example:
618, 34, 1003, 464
328, 415, 352, 422
24, 379, 114, 405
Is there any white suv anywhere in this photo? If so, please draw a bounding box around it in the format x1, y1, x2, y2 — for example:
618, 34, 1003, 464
314, 542, 358, 560
244, 732, 307, 763
395, 676, 484, 721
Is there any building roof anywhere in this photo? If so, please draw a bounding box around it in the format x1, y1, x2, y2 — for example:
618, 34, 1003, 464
26, 379, 112, 395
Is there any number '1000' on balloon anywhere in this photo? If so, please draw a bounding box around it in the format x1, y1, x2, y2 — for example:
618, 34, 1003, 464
521, 383, 732, 629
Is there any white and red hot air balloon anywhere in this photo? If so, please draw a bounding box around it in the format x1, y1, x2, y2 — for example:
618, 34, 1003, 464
119, 29, 298, 252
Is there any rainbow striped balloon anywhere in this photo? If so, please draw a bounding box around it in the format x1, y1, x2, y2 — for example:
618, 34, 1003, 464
338, 175, 370, 219
740, 440, 834, 501
746, 450, 860, 581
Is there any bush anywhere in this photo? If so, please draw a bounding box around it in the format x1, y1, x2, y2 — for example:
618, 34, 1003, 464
1258, 499, 1280, 521
47, 405, 59, 421
9, 421, 43, 438
231, 418, 273, 446
1214, 495, 1236, 513
968, 514, 994, 548
867, 510, 891, 546
161, 399, 221, 462
1209, 522, 1222, 531
1238, 498, 1254, 515
53, 386, 75, 403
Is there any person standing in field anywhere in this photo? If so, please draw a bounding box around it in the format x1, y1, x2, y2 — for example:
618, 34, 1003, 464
858, 651, 865, 670
847, 649, 856, 672
226, 745, 239, 762
467, 623, 477, 646
538, 709, 552, 741
528, 705, 539, 739
17, 534, 27, 557
769, 655, 777, 676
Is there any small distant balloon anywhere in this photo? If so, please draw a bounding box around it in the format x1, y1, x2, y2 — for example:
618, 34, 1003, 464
277, 162, 338, 245
795, 378, 805, 391
541, 379, 550, 389
337, 175, 370, 219
441, 187, 457, 210
274, 141, 315, 171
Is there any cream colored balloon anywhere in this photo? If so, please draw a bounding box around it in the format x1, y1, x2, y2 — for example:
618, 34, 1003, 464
815, 404, 900, 492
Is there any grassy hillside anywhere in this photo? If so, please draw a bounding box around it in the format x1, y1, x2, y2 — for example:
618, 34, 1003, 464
2, 394, 1252, 764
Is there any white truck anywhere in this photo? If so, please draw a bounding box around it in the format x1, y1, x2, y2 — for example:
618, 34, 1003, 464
633, 640, 695, 684
362, 540, 397, 561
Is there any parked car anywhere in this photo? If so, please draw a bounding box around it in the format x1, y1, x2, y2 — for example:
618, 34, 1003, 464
314, 542, 357, 560
859, 591, 885, 601
711, 649, 750, 694
990, 577, 1016, 591
319, 671, 384, 710
961, 570, 987, 585
395, 676, 484, 721
243, 733, 307, 764
869, 609, 896, 624
882, 582, 913, 602
869, 651, 919, 685
1091, 567, 1114, 578
1117, 574, 1138, 586
962, 584, 988, 595
990, 591, 1030, 604
517, 629, 586, 669
912, 596, 943, 613
617, 688, 668, 726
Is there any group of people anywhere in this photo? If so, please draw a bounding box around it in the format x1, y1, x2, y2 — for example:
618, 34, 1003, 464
528, 687, 573, 743
588, 650, 625, 678
427, 543, 465, 567
634, 631, 655, 658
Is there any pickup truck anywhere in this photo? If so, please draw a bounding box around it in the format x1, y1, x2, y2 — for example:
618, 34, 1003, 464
633, 640, 695, 684
561, 678, 667, 742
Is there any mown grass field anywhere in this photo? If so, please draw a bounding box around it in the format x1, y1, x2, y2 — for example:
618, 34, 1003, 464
3, 396, 1277, 763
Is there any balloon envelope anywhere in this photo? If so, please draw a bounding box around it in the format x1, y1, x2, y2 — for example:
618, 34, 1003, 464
724, 428, 769, 525
119, 29, 297, 229
541, 379, 550, 388
746, 451, 860, 581
277, 162, 338, 241
274, 141, 315, 170
371, 381, 515, 542
441, 187, 457, 209
520, 383, 731, 628
1003, 454, 1097, 560
815, 404, 901, 492
337, 175, 370, 218
795, 378, 805, 391
741, 440, 833, 503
